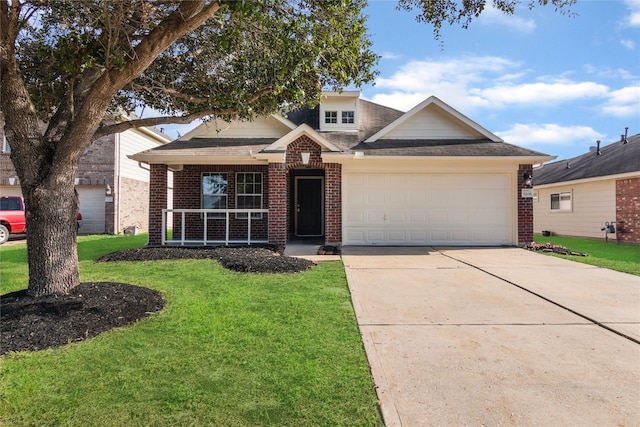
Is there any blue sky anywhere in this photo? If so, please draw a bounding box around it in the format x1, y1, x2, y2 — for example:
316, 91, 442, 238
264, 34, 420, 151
359, 0, 640, 160
158, 1, 639, 162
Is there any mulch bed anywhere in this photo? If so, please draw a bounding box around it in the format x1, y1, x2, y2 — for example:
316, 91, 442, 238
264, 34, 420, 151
1, 246, 315, 355
524, 241, 588, 256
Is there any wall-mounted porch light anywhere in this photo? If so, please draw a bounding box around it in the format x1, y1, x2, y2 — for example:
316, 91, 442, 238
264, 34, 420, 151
8, 177, 16, 185
301, 152, 310, 165
523, 173, 533, 187
106, 184, 112, 195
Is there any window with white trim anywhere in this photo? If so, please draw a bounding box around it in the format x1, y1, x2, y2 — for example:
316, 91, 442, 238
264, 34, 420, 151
236, 172, 262, 219
324, 111, 337, 124
341, 111, 355, 124
202, 173, 227, 218
550, 192, 571, 211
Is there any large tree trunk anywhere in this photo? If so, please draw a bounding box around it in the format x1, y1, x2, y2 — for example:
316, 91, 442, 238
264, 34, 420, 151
23, 176, 80, 296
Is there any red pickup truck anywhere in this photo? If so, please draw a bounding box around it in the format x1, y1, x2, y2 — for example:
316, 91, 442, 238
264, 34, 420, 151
0, 196, 27, 245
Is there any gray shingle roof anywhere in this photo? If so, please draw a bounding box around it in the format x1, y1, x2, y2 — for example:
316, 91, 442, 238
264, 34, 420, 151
350, 139, 550, 157
132, 97, 553, 161
533, 134, 640, 185
135, 138, 276, 157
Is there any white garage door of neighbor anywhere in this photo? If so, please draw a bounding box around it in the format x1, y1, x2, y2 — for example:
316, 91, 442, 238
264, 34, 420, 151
78, 187, 106, 234
343, 173, 514, 246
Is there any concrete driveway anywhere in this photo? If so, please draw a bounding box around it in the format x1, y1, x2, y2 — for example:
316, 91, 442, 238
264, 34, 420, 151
342, 246, 640, 426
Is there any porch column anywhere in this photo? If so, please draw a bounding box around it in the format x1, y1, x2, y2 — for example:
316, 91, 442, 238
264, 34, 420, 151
324, 163, 342, 245
148, 164, 168, 246
268, 162, 287, 246
518, 164, 533, 246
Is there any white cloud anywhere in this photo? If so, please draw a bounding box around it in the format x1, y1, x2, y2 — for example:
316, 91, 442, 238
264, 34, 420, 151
624, 0, 640, 26
601, 85, 640, 117
369, 55, 612, 113
371, 56, 522, 111
583, 64, 637, 81
620, 38, 636, 50
477, 5, 537, 34
473, 81, 610, 107
496, 123, 605, 147
380, 51, 403, 60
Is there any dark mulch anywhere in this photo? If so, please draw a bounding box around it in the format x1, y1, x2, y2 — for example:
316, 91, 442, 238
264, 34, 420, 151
1, 282, 164, 354
94, 245, 315, 273
1, 246, 314, 355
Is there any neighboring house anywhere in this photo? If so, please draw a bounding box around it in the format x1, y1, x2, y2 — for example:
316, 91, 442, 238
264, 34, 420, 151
533, 132, 640, 245
131, 91, 554, 248
0, 118, 172, 235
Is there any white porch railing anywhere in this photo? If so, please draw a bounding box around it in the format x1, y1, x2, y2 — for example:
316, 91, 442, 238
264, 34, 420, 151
162, 208, 269, 246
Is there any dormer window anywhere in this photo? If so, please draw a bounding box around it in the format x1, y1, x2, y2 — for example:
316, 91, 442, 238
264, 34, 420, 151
319, 91, 360, 132
324, 111, 338, 124
342, 111, 355, 124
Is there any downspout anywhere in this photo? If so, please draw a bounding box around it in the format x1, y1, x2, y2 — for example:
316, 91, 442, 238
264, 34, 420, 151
114, 132, 121, 234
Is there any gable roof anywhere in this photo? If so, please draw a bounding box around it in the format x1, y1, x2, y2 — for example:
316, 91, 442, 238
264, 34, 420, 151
533, 133, 640, 185
365, 96, 502, 143
130, 93, 552, 164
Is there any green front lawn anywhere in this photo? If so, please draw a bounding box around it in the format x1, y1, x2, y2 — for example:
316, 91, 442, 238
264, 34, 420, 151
0, 234, 383, 426
533, 234, 640, 276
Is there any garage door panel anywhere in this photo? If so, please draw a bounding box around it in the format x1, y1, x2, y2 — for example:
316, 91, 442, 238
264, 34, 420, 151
344, 173, 513, 246
77, 187, 105, 234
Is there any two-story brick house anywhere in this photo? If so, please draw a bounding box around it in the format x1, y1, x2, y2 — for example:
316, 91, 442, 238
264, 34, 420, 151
1, 116, 171, 235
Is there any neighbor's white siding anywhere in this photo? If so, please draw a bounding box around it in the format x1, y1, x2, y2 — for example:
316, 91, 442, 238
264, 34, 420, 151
119, 128, 166, 182
534, 179, 616, 239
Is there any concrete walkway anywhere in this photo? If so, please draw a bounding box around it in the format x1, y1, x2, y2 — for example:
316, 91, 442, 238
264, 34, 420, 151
342, 246, 640, 427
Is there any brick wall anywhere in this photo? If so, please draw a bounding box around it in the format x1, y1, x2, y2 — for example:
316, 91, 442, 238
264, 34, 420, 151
148, 164, 168, 245
173, 165, 269, 242
616, 177, 640, 245
282, 136, 342, 246
518, 164, 534, 245
324, 163, 342, 245
268, 163, 287, 245
119, 177, 150, 232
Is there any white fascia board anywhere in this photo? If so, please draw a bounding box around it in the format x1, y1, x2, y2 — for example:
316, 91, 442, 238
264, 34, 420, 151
365, 96, 503, 143
322, 152, 555, 165
272, 114, 298, 130
534, 171, 640, 189
127, 153, 270, 165
265, 124, 342, 152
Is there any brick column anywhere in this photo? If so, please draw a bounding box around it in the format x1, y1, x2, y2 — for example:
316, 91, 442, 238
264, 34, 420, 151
616, 177, 640, 245
148, 164, 168, 246
518, 164, 533, 246
268, 162, 287, 245
324, 163, 342, 245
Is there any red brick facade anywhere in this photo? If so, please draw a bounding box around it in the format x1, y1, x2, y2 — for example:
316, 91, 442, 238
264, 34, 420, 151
148, 148, 534, 247
518, 164, 534, 245
616, 177, 640, 245
148, 135, 342, 246
148, 164, 168, 245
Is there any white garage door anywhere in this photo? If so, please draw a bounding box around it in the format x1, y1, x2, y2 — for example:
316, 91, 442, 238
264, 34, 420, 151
343, 174, 513, 246
77, 186, 105, 234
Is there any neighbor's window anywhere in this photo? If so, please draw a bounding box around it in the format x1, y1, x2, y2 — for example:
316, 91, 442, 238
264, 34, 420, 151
550, 192, 571, 211
202, 173, 227, 218
1, 135, 9, 154
236, 172, 262, 219
341, 111, 355, 124
324, 111, 337, 124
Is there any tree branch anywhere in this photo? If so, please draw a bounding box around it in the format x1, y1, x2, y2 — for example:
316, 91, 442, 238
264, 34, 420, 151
123, 81, 211, 104
94, 86, 275, 140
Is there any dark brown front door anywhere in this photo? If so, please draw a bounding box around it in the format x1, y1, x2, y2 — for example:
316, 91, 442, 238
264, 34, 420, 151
295, 176, 324, 236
